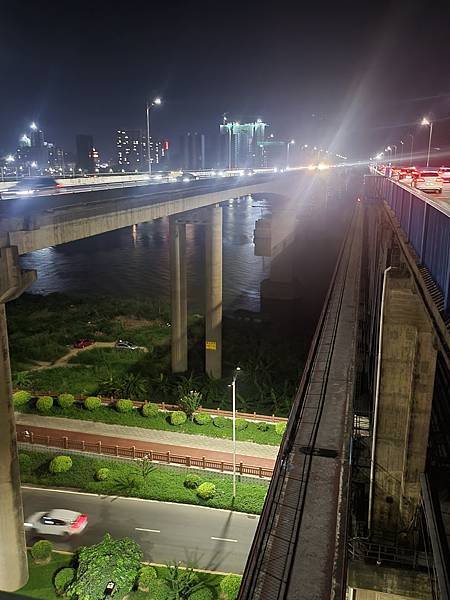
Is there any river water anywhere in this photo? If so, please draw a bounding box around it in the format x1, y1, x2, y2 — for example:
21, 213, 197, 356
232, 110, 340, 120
20, 195, 274, 314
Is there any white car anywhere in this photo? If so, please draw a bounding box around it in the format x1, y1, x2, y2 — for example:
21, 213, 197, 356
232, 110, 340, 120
25, 509, 88, 536
413, 171, 443, 193
438, 167, 450, 183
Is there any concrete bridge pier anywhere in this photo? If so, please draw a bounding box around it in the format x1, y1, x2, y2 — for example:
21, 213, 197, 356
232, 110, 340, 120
205, 205, 222, 378
169, 217, 188, 373
370, 268, 437, 540
0, 246, 36, 592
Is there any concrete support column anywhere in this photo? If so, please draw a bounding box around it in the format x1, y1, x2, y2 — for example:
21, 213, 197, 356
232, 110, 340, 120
0, 302, 28, 591
371, 269, 437, 539
169, 217, 187, 373
0, 246, 35, 592
205, 205, 222, 378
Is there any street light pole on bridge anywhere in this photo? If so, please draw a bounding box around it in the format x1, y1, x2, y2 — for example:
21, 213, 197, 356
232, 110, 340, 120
146, 97, 162, 176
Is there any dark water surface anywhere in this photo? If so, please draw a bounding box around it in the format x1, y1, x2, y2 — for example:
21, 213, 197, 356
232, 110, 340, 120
21, 195, 273, 314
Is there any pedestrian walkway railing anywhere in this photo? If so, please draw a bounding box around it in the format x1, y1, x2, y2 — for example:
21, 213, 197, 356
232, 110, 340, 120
15, 390, 287, 423
17, 429, 274, 478
365, 172, 450, 312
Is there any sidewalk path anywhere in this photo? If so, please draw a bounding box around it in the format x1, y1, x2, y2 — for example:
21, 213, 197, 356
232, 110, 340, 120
15, 413, 279, 463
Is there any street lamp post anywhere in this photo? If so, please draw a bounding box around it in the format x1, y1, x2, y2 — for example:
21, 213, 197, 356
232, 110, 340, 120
400, 140, 404, 163
421, 117, 433, 167
286, 139, 295, 168
392, 144, 397, 164
408, 134, 414, 166
146, 97, 162, 176
230, 367, 241, 498
385, 146, 392, 166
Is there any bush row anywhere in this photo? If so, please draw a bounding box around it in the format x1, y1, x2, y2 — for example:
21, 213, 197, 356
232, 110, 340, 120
13, 389, 286, 435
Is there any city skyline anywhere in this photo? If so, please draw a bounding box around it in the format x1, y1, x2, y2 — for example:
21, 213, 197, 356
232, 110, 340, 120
2, 1, 450, 163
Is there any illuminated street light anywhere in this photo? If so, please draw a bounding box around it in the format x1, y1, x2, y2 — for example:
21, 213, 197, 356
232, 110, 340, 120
5, 155, 15, 163
421, 117, 433, 167
30, 122, 38, 130
228, 367, 241, 499
286, 139, 295, 168
146, 97, 163, 175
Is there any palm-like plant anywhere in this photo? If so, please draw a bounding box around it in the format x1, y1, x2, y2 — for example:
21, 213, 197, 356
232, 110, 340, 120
164, 562, 205, 599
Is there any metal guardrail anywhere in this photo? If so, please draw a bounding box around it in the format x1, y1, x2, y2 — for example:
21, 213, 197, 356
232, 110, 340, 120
366, 174, 450, 311
17, 430, 274, 478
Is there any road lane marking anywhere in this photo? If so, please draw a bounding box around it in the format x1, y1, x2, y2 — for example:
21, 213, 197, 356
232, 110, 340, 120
210, 536, 238, 543
135, 528, 160, 533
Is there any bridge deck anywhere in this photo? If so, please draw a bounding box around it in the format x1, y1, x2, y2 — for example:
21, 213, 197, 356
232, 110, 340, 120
239, 203, 362, 599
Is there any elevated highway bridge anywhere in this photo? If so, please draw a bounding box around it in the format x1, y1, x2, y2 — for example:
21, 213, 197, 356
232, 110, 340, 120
1, 168, 449, 599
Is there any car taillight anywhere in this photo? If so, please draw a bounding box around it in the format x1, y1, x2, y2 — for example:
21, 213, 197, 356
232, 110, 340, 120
71, 514, 87, 529
56, 183, 63, 188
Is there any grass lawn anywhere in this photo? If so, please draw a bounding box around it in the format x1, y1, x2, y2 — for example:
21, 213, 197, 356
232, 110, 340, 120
17, 551, 72, 600
8, 292, 306, 417
16, 552, 227, 600
20, 450, 269, 514
17, 401, 284, 446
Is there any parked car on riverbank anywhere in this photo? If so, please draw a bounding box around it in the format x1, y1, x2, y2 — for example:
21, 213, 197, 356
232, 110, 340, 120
115, 339, 139, 350
73, 339, 94, 348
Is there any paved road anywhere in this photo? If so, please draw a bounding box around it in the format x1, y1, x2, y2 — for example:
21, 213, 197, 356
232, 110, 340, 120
0, 173, 277, 219
22, 487, 258, 573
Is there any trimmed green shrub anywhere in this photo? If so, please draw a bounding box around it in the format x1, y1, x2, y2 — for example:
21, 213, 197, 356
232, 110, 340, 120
148, 579, 170, 600
13, 390, 32, 407
220, 574, 242, 600
196, 482, 216, 500
235, 418, 248, 431
84, 396, 101, 411
184, 473, 202, 489
95, 468, 110, 481
18, 452, 32, 473
138, 565, 158, 591
170, 410, 187, 426
193, 412, 212, 426
189, 588, 213, 600
54, 567, 76, 595
212, 416, 228, 428
142, 402, 159, 418
275, 422, 287, 436
57, 393, 75, 409
36, 395, 53, 412
49, 455, 73, 474
115, 399, 134, 413
31, 540, 53, 564
257, 421, 269, 432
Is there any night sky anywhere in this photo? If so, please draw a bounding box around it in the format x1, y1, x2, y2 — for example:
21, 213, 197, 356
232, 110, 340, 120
1, 0, 450, 161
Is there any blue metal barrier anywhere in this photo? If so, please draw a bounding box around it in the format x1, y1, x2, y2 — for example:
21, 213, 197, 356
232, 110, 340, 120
366, 174, 450, 312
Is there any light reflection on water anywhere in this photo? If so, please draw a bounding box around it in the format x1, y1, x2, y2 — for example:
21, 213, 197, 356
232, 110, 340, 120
20, 196, 273, 313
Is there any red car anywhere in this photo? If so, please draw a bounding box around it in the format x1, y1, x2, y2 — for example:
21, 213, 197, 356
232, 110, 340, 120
73, 339, 94, 349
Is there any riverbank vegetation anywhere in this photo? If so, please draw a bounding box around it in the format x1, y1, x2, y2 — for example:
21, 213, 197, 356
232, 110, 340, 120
8, 293, 305, 416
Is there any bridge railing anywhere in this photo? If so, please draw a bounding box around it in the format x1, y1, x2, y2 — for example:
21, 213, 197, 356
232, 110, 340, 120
365, 173, 450, 312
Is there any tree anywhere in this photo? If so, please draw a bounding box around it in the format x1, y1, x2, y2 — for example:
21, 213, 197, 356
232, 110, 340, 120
66, 534, 142, 600
164, 562, 205, 599
178, 391, 202, 420
134, 454, 156, 481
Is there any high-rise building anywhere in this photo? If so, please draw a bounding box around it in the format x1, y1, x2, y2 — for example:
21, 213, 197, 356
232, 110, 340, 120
149, 139, 169, 169
180, 133, 205, 170
76, 134, 95, 173
219, 119, 267, 169
116, 129, 145, 172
